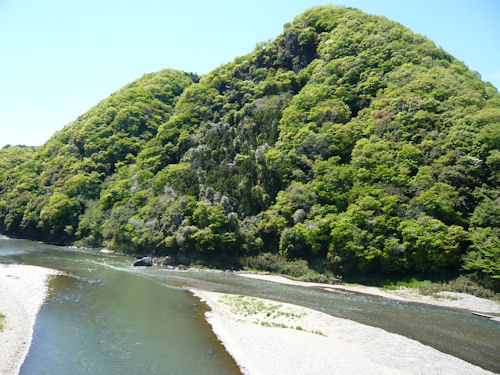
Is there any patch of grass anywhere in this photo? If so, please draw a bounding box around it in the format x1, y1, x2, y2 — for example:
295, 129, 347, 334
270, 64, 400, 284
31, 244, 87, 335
219, 295, 282, 316
0, 313, 5, 331
259, 319, 326, 336
381, 277, 424, 290
417, 280, 446, 296
273, 310, 306, 320
381, 284, 397, 290
221, 294, 326, 336
260, 321, 288, 329
312, 329, 327, 336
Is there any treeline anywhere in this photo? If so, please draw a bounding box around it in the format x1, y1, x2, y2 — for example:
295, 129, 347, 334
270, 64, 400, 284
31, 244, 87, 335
0, 6, 498, 289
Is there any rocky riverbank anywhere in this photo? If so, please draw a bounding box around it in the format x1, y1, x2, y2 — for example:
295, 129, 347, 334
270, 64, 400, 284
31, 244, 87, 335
0, 264, 59, 375
192, 289, 495, 375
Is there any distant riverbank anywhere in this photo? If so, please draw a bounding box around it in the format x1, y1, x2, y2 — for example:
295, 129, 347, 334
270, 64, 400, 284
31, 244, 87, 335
0, 264, 59, 375
237, 273, 500, 316
193, 289, 495, 375
131, 254, 500, 316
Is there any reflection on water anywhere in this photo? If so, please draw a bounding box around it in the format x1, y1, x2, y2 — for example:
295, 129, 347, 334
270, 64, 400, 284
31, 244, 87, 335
1, 238, 499, 373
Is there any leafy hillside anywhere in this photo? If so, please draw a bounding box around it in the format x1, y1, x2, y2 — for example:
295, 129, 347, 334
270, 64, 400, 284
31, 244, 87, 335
1, 6, 498, 288
0, 69, 197, 241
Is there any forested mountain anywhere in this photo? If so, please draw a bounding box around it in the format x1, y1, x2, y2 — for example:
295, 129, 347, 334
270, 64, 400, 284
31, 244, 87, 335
1, 6, 498, 288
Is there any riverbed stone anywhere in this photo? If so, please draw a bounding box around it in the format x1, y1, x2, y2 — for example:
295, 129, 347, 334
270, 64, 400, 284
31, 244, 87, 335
133, 257, 153, 267
162, 256, 176, 266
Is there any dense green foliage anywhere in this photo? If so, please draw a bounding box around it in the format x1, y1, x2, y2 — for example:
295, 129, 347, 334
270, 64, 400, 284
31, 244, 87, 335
0, 6, 499, 288
0, 69, 196, 243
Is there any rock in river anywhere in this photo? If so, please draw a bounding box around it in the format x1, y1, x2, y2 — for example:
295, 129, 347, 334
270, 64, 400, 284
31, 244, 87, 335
133, 257, 153, 267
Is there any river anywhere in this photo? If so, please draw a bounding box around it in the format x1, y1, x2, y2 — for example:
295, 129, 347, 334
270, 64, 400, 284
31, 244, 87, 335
1, 237, 499, 374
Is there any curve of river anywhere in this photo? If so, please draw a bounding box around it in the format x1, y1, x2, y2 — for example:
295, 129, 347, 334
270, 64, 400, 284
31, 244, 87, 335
1, 237, 499, 374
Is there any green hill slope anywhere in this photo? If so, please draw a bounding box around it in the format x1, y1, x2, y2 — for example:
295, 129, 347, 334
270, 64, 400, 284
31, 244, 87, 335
1, 6, 499, 288
0, 69, 197, 242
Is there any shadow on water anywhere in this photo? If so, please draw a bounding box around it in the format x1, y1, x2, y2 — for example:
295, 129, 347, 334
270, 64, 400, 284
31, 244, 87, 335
1, 238, 499, 373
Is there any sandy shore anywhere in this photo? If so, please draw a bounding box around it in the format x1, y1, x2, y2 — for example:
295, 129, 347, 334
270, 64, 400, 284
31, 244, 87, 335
193, 289, 494, 375
0, 264, 59, 375
238, 273, 500, 315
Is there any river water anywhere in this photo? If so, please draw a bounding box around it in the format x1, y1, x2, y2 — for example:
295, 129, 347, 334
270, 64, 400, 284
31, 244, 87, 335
1, 237, 499, 374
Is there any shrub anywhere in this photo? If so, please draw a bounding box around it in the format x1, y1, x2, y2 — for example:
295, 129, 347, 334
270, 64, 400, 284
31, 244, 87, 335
418, 276, 499, 300
240, 252, 336, 283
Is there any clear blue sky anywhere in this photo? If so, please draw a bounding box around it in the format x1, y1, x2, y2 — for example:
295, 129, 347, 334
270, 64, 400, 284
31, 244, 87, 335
1, 0, 499, 147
